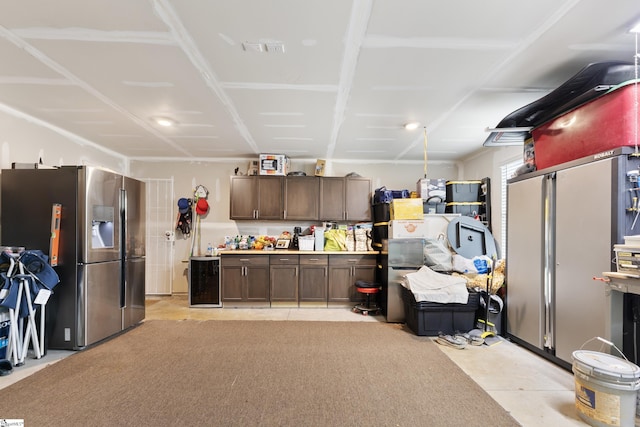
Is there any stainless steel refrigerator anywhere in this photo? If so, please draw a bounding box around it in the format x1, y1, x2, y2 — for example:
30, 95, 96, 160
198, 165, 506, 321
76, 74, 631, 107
506, 149, 632, 368
1, 166, 146, 350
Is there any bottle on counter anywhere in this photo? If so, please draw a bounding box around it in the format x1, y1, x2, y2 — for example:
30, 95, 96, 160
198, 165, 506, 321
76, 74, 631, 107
206, 242, 213, 256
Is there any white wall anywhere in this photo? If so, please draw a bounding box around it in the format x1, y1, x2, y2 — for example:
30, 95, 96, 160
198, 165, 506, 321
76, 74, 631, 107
460, 146, 523, 254
0, 113, 127, 172
131, 158, 460, 292
0, 111, 520, 295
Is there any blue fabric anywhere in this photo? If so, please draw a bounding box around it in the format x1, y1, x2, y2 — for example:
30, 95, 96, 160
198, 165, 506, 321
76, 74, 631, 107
19, 250, 59, 290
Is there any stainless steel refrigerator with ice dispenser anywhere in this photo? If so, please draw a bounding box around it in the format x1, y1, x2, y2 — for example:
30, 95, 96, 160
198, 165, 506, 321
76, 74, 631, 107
0, 166, 146, 350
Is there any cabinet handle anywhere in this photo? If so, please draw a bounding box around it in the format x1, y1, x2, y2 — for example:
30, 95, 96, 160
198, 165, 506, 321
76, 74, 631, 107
309, 258, 319, 261
295, 266, 298, 276
283, 210, 287, 219
240, 259, 250, 262
348, 259, 358, 263
279, 258, 289, 261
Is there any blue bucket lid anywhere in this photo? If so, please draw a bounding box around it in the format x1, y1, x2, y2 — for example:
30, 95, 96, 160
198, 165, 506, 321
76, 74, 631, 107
572, 350, 640, 383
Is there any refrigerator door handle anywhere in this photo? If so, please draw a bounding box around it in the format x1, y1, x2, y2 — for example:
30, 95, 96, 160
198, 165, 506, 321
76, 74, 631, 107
120, 188, 127, 309
543, 173, 555, 351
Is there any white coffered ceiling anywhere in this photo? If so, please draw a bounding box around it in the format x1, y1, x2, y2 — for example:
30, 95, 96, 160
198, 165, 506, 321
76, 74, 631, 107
0, 0, 638, 162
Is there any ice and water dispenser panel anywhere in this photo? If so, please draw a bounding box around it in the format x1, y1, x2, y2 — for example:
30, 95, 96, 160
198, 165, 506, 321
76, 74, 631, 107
91, 205, 115, 249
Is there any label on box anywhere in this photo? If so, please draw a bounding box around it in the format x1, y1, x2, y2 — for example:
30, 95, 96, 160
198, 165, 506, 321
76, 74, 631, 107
388, 220, 429, 238
259, 154, 290, 176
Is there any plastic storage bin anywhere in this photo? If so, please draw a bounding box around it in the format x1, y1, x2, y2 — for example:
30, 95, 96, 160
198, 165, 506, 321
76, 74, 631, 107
402, 286, 479, 336
446, 181, 481, 203
445, 202, 482, 217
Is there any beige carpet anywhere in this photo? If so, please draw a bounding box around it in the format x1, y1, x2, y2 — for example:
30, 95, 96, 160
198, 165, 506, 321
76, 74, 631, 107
0, 320, 519, 426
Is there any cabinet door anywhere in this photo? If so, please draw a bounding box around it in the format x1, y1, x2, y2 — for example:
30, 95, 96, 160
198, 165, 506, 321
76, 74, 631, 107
230, 176, 259, 219
345, 178, 372, 221
246, 265, 270, 301
284, 176, 319, 220
319, 177, 345, 220
554, 160, 611, 364
505, 176, 544, 349
257, 177, 283, 219
328, 255, 376, 304
270, 265, 298, 304
328, 264, 352, 303
299, 255, 328, 306
299, 266, 328, 304
221, 265, 244, 302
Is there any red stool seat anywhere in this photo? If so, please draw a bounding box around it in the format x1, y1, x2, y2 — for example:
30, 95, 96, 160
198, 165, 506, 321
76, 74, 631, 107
353, 281, 381, 315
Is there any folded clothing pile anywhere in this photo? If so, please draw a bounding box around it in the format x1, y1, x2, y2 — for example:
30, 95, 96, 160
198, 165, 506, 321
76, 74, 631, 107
402, 266, 468, 304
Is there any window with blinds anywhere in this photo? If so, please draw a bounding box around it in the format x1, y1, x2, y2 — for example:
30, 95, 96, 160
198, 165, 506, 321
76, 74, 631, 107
500, 159, 523, 256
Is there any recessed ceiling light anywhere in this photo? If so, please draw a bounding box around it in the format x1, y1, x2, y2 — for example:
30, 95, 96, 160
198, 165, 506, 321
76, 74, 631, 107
153, 117, 177, 127
404, 122, 420, 130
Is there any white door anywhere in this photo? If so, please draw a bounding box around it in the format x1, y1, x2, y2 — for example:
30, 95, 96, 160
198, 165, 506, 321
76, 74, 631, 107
144, 178, 174, 295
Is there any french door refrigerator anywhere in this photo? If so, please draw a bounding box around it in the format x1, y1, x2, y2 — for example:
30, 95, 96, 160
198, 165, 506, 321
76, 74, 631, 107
1, 166, 146, 350
506, 149, 632, 368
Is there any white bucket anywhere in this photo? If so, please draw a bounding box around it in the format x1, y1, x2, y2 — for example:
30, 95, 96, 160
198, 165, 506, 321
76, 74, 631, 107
572, 344, 640, 427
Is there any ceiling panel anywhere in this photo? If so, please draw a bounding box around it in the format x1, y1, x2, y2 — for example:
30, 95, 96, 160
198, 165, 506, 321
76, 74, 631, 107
0, 0, 637, 163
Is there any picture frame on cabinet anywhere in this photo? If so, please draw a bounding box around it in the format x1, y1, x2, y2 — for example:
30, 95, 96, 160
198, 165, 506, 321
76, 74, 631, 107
275, 239, 290, 249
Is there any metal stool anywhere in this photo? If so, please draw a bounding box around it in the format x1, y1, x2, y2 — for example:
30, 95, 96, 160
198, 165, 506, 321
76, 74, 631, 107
352, 280, 381, 315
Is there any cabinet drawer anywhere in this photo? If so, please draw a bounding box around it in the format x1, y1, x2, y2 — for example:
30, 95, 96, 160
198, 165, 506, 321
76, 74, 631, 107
221, 255, 269, 267
269, 255, 299, 265
300, 255, 328, 265
329, 254, 376, 266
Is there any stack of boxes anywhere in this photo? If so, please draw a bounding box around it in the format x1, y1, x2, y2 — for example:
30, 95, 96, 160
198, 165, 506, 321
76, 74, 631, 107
445, 180, 482, 216
444, 179, 490, 228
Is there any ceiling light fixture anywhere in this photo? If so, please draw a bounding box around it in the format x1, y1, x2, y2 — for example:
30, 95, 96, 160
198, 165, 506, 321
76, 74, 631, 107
404, 121, 420, 130
630, 21, 640, 33
153, 117, 176, 127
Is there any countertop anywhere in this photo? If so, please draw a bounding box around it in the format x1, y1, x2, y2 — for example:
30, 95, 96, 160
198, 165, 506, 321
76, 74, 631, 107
218, 250, 378, 255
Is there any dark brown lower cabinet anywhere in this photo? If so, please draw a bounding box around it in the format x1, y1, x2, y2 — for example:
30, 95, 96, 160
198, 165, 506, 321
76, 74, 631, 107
328, 254, 377, 306
299, 255, 328, 307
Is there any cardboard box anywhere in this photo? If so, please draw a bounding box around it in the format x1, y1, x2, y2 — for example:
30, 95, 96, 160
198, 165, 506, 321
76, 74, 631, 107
388, 220, 429, 239
247, 160, 259, 176
417, 178, 446, 200
390, 198, 423, 220
259, 154, 290, 176
314, 159, 326, 176
388, 214, 461, 239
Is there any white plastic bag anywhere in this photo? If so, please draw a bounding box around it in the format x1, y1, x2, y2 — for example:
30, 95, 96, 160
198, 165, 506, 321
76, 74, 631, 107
423, 234, 452, 272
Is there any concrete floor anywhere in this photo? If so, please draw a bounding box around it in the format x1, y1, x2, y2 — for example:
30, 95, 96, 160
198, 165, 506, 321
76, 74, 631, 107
0, 295, 602, 425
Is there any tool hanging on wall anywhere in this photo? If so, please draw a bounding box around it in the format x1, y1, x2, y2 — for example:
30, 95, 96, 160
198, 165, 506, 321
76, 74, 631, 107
175, 198, 193, 237
189, 185, 211, 257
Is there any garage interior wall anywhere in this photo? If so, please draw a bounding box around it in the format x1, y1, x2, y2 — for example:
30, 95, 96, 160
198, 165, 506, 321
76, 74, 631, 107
0, 111, 520, 293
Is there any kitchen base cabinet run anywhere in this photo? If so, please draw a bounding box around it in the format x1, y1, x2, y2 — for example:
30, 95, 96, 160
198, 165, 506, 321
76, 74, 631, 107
220, 252, 377, 308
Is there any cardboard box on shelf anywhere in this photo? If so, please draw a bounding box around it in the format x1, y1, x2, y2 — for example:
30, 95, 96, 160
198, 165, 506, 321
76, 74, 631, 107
314, 159, 326, 176
247, 160, 259, 176
388, 220, 429, 239
417, 178, 447, 200
390, 198, 423, 220
259, 154, 290, 176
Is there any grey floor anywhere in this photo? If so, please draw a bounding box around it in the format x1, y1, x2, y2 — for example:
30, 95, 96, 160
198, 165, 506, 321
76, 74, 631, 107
0, 296, 594, 426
